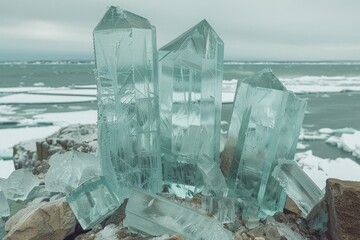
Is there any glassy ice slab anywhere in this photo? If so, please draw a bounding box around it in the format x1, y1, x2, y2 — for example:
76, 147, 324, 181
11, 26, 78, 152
158, 19, 224, 195
221, 69, 306, 217
45, 151, 100, 194
0, 191, 10, 217
202, 196, 235, 223
66, 176, 119, 230
272, 160, 323, 216
0, 218, 5, 239
125, 189, 232, 240
94, 6, 162, 200
1, 169, 40, 201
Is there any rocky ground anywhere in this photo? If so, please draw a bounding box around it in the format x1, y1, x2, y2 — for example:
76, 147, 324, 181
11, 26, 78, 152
2, 125, 360, 240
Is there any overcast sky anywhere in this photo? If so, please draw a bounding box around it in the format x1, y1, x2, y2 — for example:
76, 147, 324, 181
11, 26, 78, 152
1, 0, 360, 61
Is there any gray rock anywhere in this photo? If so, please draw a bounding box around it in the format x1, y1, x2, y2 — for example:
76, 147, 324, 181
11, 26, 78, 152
4, 197, 76, 240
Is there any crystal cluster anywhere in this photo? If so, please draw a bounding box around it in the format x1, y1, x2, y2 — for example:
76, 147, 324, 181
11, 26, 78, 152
158, 20, 224, 195
221, 69, 306, 217
9, 5, 324, 238
94, 6, 162, 200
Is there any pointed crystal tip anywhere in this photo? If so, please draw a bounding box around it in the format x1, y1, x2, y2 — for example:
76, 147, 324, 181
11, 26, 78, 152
159, 19, 223, 54
94, 6, 152, 31
242, 68, 286, 91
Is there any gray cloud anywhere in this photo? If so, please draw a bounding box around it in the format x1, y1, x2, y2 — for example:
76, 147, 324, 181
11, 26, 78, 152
0, 0, 359, 61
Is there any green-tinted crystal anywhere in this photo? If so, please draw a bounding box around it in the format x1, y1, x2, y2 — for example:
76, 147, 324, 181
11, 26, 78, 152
66, 176, 119, 230
94, 6, 162, 200
159, 20, 224, 196
221, 69, 306, 217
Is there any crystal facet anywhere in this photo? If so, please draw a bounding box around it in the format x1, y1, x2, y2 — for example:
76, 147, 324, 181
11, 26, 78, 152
272, 160, 324, 216
66, 176, 119, 230
202, 196, 235, 223
1, 169, 40, 201
94, 6, 162, 200
159, 20, 224, 195
0, 191, 10, 217
221, 69, 306, 217
45, 151, 101, 194
125, 189, 233, 240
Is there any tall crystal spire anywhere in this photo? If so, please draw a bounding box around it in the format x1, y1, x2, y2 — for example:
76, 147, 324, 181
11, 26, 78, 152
94, 6, 162, 201
221, 69, 306, 217
158, 20, 225, 196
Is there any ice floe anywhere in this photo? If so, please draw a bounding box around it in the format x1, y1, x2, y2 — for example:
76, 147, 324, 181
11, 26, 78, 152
326, 131, 360, 159
0, 93, 96, 104
295, 150, 360, 189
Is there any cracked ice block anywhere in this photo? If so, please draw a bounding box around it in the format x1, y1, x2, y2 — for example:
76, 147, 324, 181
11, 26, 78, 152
272, 160, 323, 216
0, 191, 10, 217
94, 6, 162, 200
125, 189, 232, 240
45, 151, 101, 194
66, 176, 119, 230
159, 20, 224, 194
1, 169, 40, 201
221, 69, 306, 217
202, 196, 235, 223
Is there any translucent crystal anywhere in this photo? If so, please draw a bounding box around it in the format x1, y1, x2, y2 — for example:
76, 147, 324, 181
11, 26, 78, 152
44, 151, 101, 194
202, 196, 235, 223
272, 160, 323, 216
0, 218, 5, 239
0, 191, 10, 217
158, 20, 224, 195
94, 6, 162, 200
125, 189, 232, 240
1, 169, 40, 201
66, 176, 119, 230
221, 69, 306, 217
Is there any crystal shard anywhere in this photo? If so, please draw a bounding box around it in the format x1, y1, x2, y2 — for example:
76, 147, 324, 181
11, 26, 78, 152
221, 69, 306, 217
44, 151, 101, 194
272, 160, 324, 216
0, 191, 10, 217
202, 196, 235, 223
94, 6, 162, 200
159, 20, 224, 194
66, 176, 119, 230
1, 169, 40, 201
125, 189, 232, 240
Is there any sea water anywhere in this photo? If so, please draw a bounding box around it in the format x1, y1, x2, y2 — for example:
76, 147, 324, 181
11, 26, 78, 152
0, 61, 360, 183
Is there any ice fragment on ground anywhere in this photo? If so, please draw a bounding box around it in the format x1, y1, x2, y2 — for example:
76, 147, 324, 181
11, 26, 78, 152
45, 151, 101, 193
66, 176, 119, 230
125, 189, 233, 240
1, 169, 40, 201
273, 160, 323, 216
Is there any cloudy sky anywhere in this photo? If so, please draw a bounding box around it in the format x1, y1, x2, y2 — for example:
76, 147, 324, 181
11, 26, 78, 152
1, 0, 359, 61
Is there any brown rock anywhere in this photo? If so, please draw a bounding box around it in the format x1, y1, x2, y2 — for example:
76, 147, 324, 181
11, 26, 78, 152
326, 178, 360, 240
284, 197, 302, 217
4, 198, 76, 240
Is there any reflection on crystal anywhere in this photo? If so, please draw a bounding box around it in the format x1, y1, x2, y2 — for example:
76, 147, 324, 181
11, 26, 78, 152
202, 196, 235, 223
0, 191, 10, 217
125, 189, 232, 240
45, 151, 100, 194
66, 176, 119, 230
273, 160, 323, 216
1, 169, 40, 201
221, 69, 306, 217
94, 6, 162, 200
159, 20, 224, 195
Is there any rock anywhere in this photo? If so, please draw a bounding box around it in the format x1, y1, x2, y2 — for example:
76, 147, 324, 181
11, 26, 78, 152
12, 124, 97, 174
4, 197, 76, 240
284, 197, 302, 217
326, 178, 360, 240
